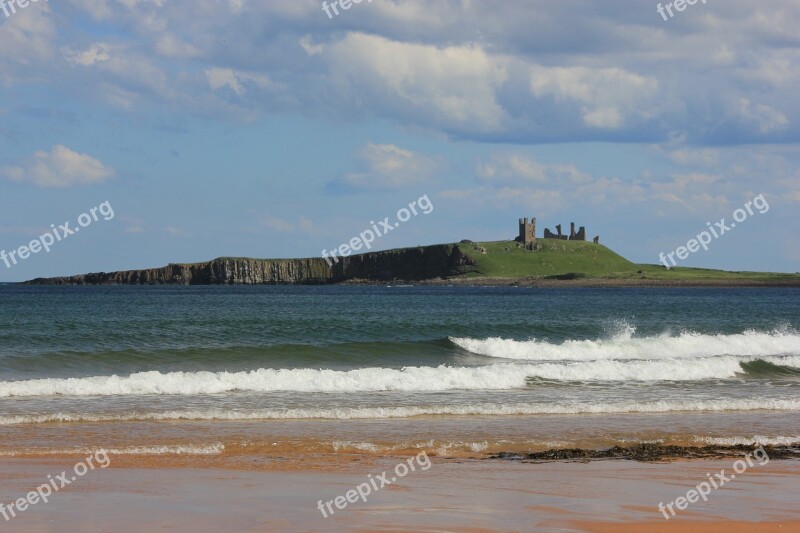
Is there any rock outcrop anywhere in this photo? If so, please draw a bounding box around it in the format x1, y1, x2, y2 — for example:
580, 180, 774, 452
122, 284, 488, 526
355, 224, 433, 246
25, 244, 475, 285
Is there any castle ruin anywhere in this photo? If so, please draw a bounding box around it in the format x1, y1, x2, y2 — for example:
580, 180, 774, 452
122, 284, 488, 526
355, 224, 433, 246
543, 221, 587, 241
516, 216, 599, 250
517, 217, 538, 250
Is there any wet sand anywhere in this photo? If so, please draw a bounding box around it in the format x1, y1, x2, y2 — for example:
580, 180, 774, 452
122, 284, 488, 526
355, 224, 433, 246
1, 456, 798, 532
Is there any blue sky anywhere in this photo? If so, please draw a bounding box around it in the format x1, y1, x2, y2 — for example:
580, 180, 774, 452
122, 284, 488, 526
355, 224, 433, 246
1, 0, 799, 281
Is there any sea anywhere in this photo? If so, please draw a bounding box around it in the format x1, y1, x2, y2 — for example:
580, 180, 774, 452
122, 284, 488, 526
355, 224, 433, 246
1, 285, 798, 464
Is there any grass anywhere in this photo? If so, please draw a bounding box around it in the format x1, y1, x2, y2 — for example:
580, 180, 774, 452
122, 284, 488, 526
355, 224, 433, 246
458, 240, 634, 277
456, 239, 800, 281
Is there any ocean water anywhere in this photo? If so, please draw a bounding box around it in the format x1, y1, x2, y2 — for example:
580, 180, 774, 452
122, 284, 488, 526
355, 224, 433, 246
1, 285, 799, 460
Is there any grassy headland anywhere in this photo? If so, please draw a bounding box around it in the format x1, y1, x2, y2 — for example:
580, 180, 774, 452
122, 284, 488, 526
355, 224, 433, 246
22, 239, 800, 286
453, 240, 800, 286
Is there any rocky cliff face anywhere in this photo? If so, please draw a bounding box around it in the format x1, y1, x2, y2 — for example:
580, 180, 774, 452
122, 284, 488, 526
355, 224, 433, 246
25, 244, 475, 285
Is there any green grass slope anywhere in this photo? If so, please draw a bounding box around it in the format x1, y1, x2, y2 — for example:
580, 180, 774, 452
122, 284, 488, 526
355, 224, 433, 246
457, 240, 799, 282
459, 240, 635, 278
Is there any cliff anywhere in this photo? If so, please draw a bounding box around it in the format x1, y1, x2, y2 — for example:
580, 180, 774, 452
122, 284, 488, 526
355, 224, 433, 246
24, 244, 475, 285
25, 239, 799, 287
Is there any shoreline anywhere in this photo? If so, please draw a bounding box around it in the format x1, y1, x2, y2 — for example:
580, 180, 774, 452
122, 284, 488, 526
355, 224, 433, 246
489, 443, 800, 463
16, 276, 800, 288
1, 433, 798, 472
375, 276, 800, 288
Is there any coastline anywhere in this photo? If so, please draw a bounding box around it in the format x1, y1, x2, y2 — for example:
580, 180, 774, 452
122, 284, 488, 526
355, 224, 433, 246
18, 276, 800, 288
17, 240, 800, 287
368, 276, 800, 288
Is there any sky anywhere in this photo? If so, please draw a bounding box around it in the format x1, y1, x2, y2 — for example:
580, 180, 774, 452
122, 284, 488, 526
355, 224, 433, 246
1, 0, 799, 282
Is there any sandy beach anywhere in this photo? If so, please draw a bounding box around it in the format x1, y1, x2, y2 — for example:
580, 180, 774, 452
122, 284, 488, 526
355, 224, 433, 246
1, 455, 798, 532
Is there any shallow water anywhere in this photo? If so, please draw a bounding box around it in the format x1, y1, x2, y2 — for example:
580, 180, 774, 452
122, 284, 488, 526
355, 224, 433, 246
1, 285, 798, 461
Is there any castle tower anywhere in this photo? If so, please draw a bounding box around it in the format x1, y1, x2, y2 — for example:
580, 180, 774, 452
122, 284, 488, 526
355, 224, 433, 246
517, 217, 538, 250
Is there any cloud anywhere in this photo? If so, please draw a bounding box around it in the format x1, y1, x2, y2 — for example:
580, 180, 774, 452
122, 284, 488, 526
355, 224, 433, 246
299, 36, 324, 56
441, 186, 564, 212
155, 34, 201, 59
63, 42, 174, 108
0, 0, 56, 84
325, 33, 509, 133
737, 98, 789, 134
477, 154, 592, 185
666, 148, 720, 167
164, 225, 187, 236
444, 150, 755, 213
330, 143, 440, 192
2, 145, 114, 188
3, 0, 800, 145
530, 66, 659, 130
63, 43, 111, 66
443, 153, 597, 210
205, 68, 279, 96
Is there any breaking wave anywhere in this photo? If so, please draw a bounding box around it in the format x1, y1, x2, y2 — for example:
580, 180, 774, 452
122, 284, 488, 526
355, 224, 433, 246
2, 398, 799, 424
450, 328, 800, 362
0, 355, 798, 398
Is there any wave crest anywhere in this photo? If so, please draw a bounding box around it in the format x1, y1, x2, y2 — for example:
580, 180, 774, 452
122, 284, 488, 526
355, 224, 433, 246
2, 398, 799, 424
450, 329, 800, 362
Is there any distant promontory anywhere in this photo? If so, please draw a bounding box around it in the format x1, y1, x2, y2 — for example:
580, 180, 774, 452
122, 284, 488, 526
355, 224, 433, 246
23, 240, 800, 287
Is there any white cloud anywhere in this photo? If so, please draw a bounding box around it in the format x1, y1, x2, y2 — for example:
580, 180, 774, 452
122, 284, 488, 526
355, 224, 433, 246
299, 36, 324, 56
205, 68, 279, 96
0, 1, 56, 84
4, 0, 800, 145
447, 152, 759, 214
649, 173, 726, 211
63, 43, 174, 107
667, 148, 720, 167
582, 107, 622, 129
737, 98, 789, 134
2, 145, 114, 188
477, 154, 591, 185
164, 225, 187, 236
530, 66, 659, 130
155, 34, 201, 59
332, 143, 439, 191
326, 33, 509, 133
441, 186, 564, 212
1, 144, 114, 187
64, 43, 111, 66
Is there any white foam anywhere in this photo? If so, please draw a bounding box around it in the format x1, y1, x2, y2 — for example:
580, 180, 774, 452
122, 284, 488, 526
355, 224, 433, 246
0, 353, 784, 398
331, 441, 380, 452
1, 328, 796, 397
0, 443, 225, 456
1, 398, 798, 424
451, 329, 800, 362
694, 435, 800, 446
